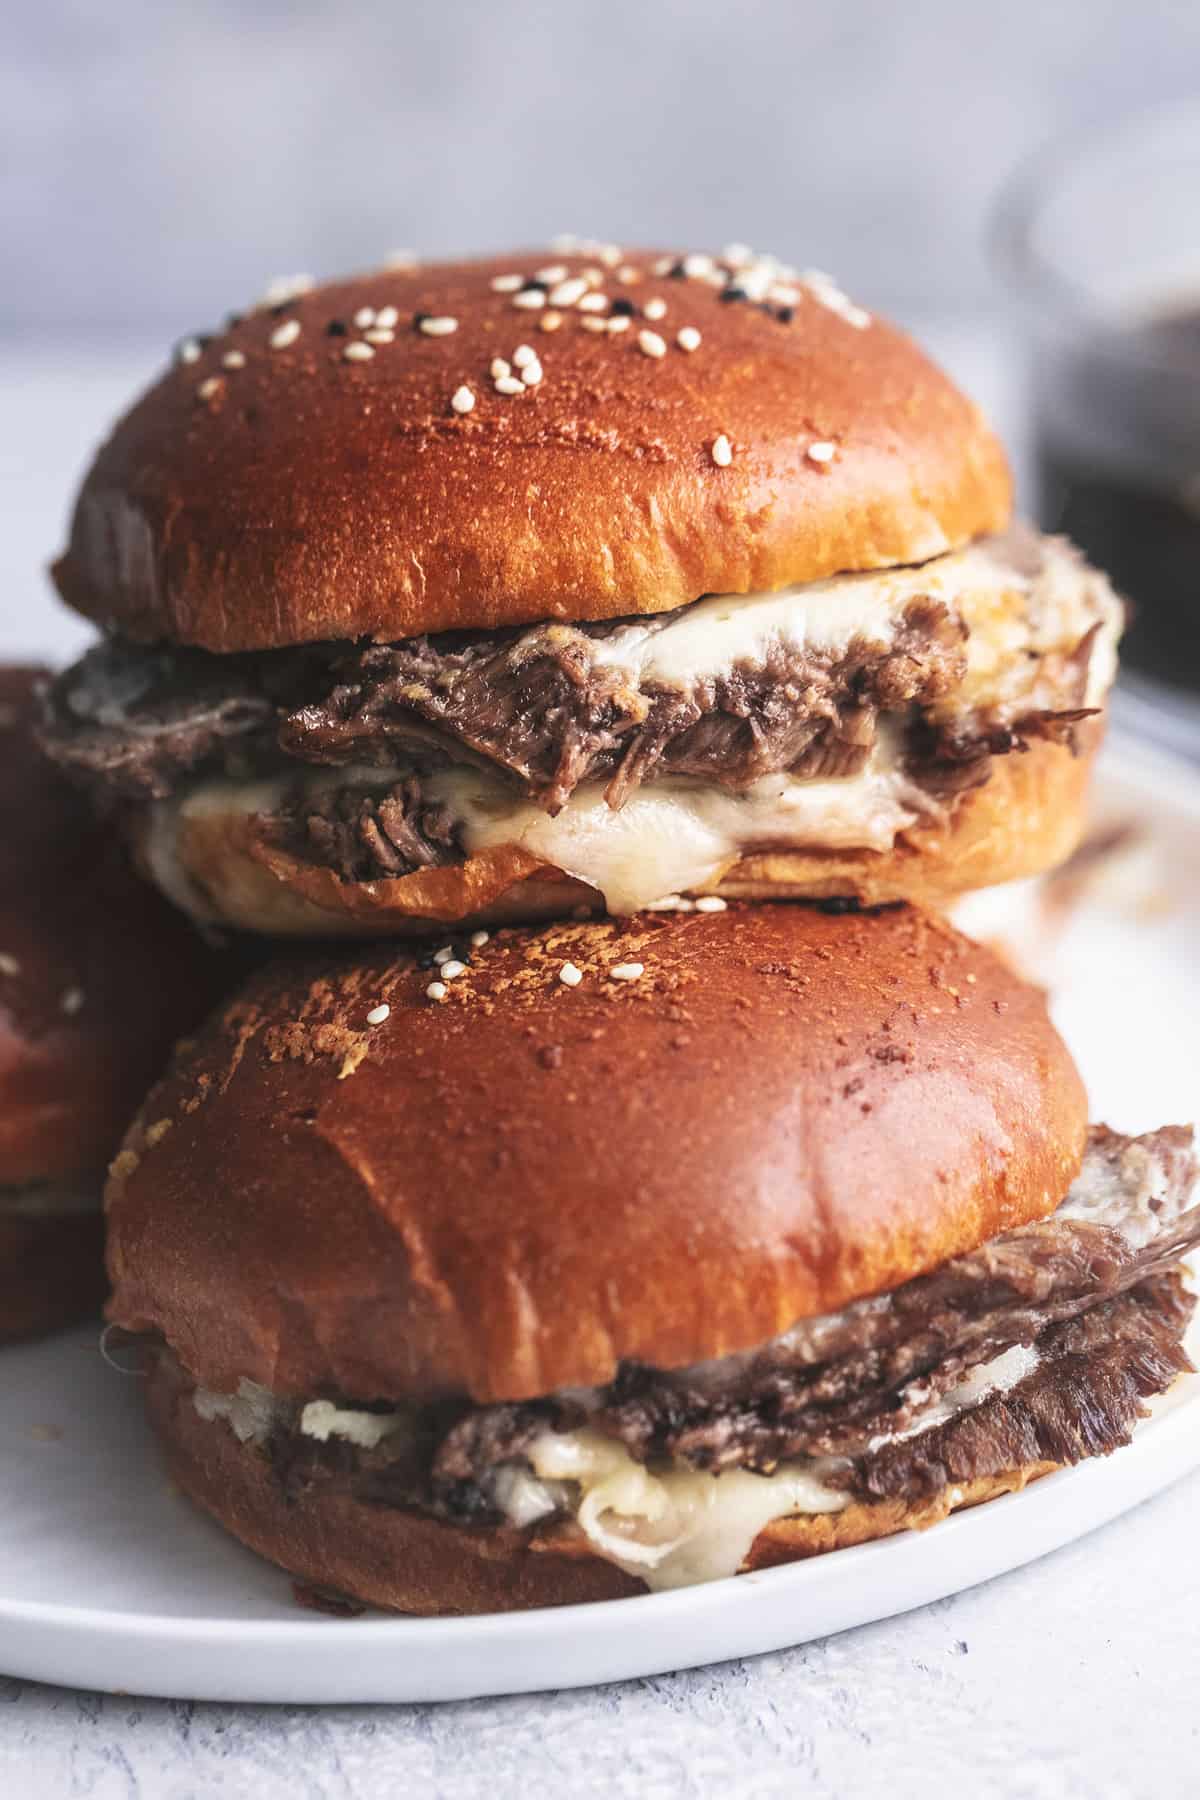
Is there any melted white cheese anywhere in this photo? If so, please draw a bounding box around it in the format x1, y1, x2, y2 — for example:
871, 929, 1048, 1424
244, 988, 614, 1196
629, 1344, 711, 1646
1057, 1138, 1187, 1248
193, 1378, 280, 1444
866, 1344, 1040, 1451
299, 1399, 410, 1450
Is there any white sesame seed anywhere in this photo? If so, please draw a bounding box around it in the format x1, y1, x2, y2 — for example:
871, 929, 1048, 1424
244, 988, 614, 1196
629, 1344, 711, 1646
520, 360, 543, 386
536, 264, 568, 284
598, 244, 623, 267
710, 434, 733, 467
374, 304, 400, 329
693, 895, 728, 912
196, 377, 222, 400
433, 946, 455, 964
343, 341, 374, 362
440, 959, 467, 980
512, 344, 538, 368
617, 264, 639, 284
559, 962, 583, 987
807, 440, 837, 464
60, 986, 85, 1016
354, 307, 377, 328
451, 385, 476, 414
645, 895, 693, 912
582, 267, 605, 285
512, 289, 546, 310
364, 328, 395, 345
269, 318, 302, 350
539, 310, 563, 332
490, 357, 512, 379
420, 315, 459, 336
676, 326, 702, 352
642, 297, 667, 320
494, 375, 525, 395
609, 962, 644, 982
490, 273, 524, 292
261, 273, 315, 306
652, 256, 674, 275
638, 330, 667, 359
548, 276, 588, 308
605, 315, 630, 333
426, 981, 447, 1002
723, 242, 753, 267
683, 253, 715, 277
221, 349, 246, 369
366, 1004, 391, 1025
469, 930, 490, 948
383, 250, 418, 270
577, 292, 608, 313
0, 954, 20, 976
580, 316, 608, 333
178, 338, 202, 364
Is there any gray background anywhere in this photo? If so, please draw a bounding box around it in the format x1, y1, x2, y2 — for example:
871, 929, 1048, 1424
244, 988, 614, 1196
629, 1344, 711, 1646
7, 0, 1200, 338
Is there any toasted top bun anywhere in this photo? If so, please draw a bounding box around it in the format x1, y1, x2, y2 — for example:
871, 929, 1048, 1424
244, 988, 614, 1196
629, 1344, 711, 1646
0, 666, 238, 1184
106, 903, 1086, 1402
54, 251, 1011, 652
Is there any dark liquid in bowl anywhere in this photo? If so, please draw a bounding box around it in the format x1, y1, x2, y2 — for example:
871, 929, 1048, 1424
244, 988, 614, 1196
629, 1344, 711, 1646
1036, 305, 1200, 695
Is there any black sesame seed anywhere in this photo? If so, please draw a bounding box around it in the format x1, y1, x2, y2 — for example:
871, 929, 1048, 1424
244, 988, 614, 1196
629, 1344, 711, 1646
415, 950, 438, 969
775, 305, 795, 324
520, 279, 549, 294
668, 262, 687, 279
196, 333, 213, 348
610, 297, 635, 316
325, 319, 348, 336
412, 311, 430, 329
225, 312, 243, 329
721, 286, 748, 304
268, 302, 291, 317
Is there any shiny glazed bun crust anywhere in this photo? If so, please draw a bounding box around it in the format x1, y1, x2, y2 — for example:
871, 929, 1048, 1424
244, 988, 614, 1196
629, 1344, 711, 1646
106, 903, 1088, 1404
54, 252, 1011, 650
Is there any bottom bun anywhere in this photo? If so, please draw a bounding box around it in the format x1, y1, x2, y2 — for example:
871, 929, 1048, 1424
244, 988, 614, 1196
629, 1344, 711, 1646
0, 1210, 106, 1345
146, 1355, 1056, 1616
141, 724, 1101, 937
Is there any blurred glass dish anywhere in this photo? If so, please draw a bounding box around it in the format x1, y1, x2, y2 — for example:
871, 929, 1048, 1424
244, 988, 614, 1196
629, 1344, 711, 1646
993, 102, 1200, 757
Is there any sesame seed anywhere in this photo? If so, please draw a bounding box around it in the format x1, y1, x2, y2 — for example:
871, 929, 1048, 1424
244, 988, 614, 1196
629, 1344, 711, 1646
693, 895, 728, 912
364, 328, 395, 344
451, 385, 476, 414
419, 315, 458, 336
261, 273, 314, 306
606, 316, 631, 333
580, 316, 608, 333
0, 954, 19, 976
642, 297, 667, 320
676, 326, 701, 352
196, 377, 222, 400
652, 256, 674, 275
469, 931, 490, 948
723, 242, 753, 267
60, 986, 85, 1015
269, 318, 302, 350
494, 375, 525, 395
432, 946, 455, 964
343, 341, 374, 361
221, 350, 246, 369
354, 307, 377, 328
559, 962, 583, 987
598, 244, 623, 267
383, 250, 418, 270
366, 1004, 391, 1025
177, 338, 202, 364
617, 264, 639, 284
548, 276, 588, 308
807, 440, 837, 464
491, 358, 512, 379
610, 962, 644, 982
637, 330, 667, 358
491, 273, 524, 292
440, 959, 467, 980
710, 434, 732, 467
520, 360, 543, 386
326, 319, 347, 336
426, 981, 447, 1002
539, 311, 563, 332
577, 292, 608, 313
610, 297, 635, 316
645, 895, 693, 912
375, 305, 400, 329
536, 264, 568, 284
683, 253, 715, 277
512, 289, 546, 310
512, 343, 538, 368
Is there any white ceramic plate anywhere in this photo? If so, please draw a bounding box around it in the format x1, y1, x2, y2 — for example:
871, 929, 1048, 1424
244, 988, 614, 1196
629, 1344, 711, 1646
1, 730, 1197, 1705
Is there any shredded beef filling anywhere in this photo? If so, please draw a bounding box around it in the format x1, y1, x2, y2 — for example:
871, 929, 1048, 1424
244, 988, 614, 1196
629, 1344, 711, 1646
202, 1127, 1196, 1525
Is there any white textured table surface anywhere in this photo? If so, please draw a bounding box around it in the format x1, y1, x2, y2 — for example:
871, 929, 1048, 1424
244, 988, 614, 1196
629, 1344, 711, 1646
1, 333, 1197, 1798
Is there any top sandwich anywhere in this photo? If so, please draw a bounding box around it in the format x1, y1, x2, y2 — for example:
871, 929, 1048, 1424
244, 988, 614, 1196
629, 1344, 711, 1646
43, 243, 1122, 934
